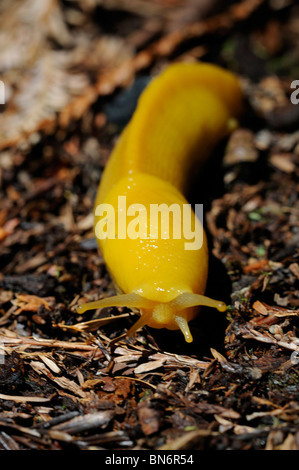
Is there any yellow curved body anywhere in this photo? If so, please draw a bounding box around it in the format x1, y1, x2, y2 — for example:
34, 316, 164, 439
77, 62, 243, 342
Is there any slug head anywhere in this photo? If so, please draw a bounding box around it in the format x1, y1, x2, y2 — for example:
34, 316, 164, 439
77, 291, 226, 343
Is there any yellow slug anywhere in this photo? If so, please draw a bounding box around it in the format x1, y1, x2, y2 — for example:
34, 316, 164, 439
77, 62, 243, 343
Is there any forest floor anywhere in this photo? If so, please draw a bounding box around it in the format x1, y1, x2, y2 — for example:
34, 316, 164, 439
0, 0, 298, 450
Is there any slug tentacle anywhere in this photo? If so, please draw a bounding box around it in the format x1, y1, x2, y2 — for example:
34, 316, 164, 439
126, 310, 153, 337
174, 315, 193, 343
76, 293, 154, 314
170, 292, 227, 312
76, 290, 227, 342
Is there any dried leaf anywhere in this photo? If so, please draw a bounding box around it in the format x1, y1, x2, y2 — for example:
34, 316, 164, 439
0, 393, 50, 403
270, 153, 296, 173
56, 313, 131, 333
0, 0, 133, 150
224, 129, 259, 166
253, 301, 299, 317
51, 411, 114, 434
12, 294, 52, 314
134, 359, 166, 374
137, 404, 162, 436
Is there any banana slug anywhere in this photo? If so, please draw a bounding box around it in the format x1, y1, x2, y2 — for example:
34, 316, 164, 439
77, 62, 243, 343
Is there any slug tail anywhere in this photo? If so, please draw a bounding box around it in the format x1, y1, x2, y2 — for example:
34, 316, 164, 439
76, 293, 153, 314
171, 293, 226, 312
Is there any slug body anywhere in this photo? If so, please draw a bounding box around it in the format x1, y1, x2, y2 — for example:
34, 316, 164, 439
78, 62, 243, 342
